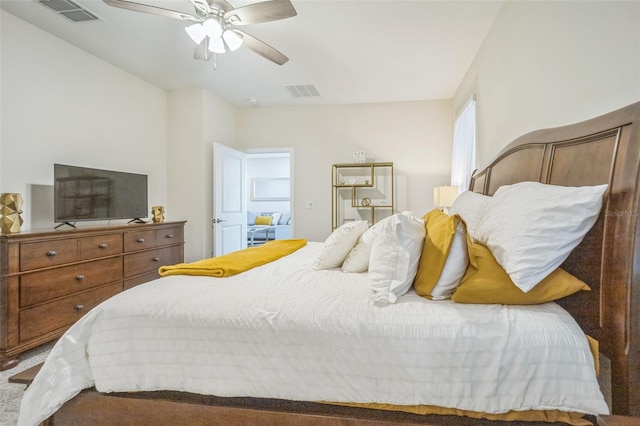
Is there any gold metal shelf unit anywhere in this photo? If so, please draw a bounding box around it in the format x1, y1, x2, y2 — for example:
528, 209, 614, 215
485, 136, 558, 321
331, 162, 394, 230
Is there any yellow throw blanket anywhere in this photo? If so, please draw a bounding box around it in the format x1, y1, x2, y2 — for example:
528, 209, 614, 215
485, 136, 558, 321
158, 239, 307, 278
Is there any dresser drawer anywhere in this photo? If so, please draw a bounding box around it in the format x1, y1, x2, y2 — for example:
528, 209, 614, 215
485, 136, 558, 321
79, 234, 123, 260
20, 257, 123, 307
156, 226, 183, 246
123, 246, 179, 278
124, 249, 162, 277
159, 245, 183, 267
124, 229, 156, 252
19, 282, 121, 342
124, 271, 160, 291
20, 239, 78, 271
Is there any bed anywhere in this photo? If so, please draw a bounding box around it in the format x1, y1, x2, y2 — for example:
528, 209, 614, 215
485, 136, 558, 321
20, 101, 640, 425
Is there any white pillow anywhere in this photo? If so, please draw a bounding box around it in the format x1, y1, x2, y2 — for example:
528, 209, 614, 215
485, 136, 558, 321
368, 212, 425, 304
313, 220, 368, 270
474, 181, 607, 293
341, 227, 378, 272
448, 191, 491, 240
271, 212, 282, 226
429, 220, 469, 300
341, 215, 394, 273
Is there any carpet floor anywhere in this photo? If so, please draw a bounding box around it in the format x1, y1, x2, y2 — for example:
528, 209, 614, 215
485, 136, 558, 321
1, 342, 54, 426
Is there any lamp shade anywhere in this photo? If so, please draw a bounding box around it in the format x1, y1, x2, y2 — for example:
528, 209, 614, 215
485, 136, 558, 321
223, 30, 243, 51
185, 23, 206, 44
433, 185, 459, 209
202, 19, 222, 39
208, 36, 226, 53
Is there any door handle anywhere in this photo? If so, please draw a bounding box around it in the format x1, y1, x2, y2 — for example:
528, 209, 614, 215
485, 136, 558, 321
212, 218, 226, 223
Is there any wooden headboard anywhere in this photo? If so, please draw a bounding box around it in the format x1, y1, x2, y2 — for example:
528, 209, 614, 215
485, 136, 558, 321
469, 101, 640, 416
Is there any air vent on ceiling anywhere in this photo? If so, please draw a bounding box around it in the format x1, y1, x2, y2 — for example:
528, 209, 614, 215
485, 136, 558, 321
36, 0, 102, 23
285, 84, 321, 98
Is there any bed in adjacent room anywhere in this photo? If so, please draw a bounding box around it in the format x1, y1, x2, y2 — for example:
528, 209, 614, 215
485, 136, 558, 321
18, 101, 640, 425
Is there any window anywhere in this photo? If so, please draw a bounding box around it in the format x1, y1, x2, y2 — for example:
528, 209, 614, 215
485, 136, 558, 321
451, 97, 476, 192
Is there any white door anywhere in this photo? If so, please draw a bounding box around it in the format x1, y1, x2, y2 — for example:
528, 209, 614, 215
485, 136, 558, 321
213, 143, 247, 256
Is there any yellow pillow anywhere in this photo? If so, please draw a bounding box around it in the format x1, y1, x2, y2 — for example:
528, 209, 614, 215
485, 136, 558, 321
254, 215, 272, 226
452, 243, 590, 304
414, 209, 471, 300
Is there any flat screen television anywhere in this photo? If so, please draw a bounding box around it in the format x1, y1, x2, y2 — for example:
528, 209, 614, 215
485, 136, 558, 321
54, 163, 148, 226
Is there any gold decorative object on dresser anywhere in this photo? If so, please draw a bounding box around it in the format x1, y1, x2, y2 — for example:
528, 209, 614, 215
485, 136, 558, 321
331, 162, 394, 230
0, 193, 24, 234
151, 206, 165, 223
0, 221, 185, 370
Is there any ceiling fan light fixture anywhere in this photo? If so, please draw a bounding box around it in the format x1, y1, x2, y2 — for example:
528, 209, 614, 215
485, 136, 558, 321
202, 18, 222, 39
185, 23, 206, 44
223, 30, 243, 51
208, 36, 226, 54
108, 0, 296, 65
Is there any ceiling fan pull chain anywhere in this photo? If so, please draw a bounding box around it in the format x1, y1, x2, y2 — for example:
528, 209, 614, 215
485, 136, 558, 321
213, 53, 217, 70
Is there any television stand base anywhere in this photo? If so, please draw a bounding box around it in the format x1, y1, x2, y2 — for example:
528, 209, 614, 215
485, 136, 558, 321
54, 222, 77, 229
128, 218, 147, 224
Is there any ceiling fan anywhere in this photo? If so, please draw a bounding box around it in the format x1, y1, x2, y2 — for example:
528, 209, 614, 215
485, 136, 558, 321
103, 0, 297, 65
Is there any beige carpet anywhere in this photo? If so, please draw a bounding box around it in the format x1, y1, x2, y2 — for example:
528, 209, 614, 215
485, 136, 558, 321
1, 342, 54, 426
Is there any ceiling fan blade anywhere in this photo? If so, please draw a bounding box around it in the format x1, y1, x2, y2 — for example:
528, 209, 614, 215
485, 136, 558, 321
103, 0, 198, 21
224, 0, 296, 25
208, 0, 234, 12
189, 0, 210, 15
194, 37, 213, 61
235, 30, 288, 65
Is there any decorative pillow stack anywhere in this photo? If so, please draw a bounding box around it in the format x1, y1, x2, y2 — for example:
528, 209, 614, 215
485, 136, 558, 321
410, 182, 607, 305
314, 181, 607, 306
440, 181, 607, 304
314, 212, 425, 305
249, 211, 289, 226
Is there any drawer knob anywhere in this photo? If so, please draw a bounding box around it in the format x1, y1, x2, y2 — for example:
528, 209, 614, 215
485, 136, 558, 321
74, 304, 84, 313
98, 243, 108, 249
152, 257, 160, 262
166, 234, 174, 239
137, 238, 145, 243
47, 250, 57, 257
76, 274, 85, 281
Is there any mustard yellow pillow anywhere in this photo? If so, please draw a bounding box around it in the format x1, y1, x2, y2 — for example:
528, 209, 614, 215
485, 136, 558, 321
452, 243, 590, 304
254, 215, 272, 225
414, 209, 471, 300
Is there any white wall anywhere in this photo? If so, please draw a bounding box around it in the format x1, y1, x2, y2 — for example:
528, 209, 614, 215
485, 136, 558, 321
236, 100, 453, 242
167, 89, 236, 262
247, 155, 291, 214
1, 10, 450, 255
454, 0, 640, 167
0, 10, 168, 229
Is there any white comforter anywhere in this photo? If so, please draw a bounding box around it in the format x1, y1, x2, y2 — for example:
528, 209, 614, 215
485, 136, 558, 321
19, 242, 608, 425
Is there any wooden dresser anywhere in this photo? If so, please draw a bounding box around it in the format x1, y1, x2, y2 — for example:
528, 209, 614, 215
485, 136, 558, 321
0, 221, 185, 370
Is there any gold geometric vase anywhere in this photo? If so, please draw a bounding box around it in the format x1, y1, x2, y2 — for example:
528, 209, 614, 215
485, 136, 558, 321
0, 193, 24, 234
151, 205, 165, 223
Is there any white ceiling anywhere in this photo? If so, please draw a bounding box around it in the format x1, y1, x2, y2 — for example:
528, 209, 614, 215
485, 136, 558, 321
1, 0, 504, 107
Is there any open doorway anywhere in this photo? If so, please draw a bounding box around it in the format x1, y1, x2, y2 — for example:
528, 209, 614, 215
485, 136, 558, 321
245, 150, 293, 246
